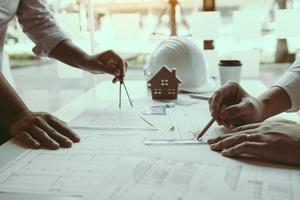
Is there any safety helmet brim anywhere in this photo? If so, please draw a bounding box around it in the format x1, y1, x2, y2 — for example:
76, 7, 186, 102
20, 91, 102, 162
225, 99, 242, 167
179, 78, 216, 94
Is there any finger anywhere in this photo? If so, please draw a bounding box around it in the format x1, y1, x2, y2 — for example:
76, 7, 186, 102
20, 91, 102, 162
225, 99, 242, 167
39, 122, 73, 148
102, 62, 121, 77
215, 117, 225, 126
207, 133, 236, 144
208, 97, 212, 113
222, 118, 248, 128
210, 91, 223, 119
210, 82, 240, 119
29, 126, 59, 150
207, 130, 255, 144
217, 118, 238, 128
48, 117, 80, 143
221, 142, 267, 158
13, 131, 40, 149
105, 51, 125, 75
269, 119, 297, 125
227, 123, 262, 133
105, 51, 124, 68
112, 76, 119, 84
210, 133, 261, 151
107, 60, 122, 75
219, 101, 253, 120
218, 119, 233, 128
110, 61, 127, 83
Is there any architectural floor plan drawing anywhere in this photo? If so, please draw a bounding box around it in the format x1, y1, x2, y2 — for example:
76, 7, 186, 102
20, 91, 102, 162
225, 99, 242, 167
70, 107, 155, 130
0, 108, 300, 200
0, 129, 147, 196
142, 101, 225, 141
0, 126, 299, 200
86, 158, 300, 200
225, 165, 242, 191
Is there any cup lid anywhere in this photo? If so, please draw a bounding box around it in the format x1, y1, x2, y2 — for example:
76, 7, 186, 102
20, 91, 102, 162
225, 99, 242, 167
219, 60, 242, 66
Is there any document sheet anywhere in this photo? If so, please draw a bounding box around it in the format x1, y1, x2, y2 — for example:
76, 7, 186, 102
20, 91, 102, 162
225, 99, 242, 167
70, 107, 155, 130
86, 157, 300, 200
0, 129, 146, 196
0, 128, 299, 200
1, 100, 300, 200
142, 101, 225, 141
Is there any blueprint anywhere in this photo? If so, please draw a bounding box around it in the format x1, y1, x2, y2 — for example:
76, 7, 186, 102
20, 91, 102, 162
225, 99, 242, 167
0, 129, 146, 196
142, 101, 225, 141
86, 157, 300, 200
1, 102, 300, 200
0, 128, 299, 200
70, 107, 155, 130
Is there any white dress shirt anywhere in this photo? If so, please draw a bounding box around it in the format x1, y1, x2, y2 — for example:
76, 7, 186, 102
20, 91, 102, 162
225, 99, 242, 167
0, 0, 68, 65
274, 57, 300, 112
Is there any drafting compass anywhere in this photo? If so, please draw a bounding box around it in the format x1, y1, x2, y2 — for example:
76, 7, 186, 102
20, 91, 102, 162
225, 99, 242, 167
119, 76, 133, 109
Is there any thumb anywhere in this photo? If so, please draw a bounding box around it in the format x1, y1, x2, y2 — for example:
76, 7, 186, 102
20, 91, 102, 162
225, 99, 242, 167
103, 63, 121, 77
219, 101, 253, 120
107, 59, 123, 76
112, 76, 119, 84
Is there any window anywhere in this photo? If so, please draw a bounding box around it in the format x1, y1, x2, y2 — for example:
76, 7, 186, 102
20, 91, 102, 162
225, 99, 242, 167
154, 88, 162, 95
160, 79, 169, 86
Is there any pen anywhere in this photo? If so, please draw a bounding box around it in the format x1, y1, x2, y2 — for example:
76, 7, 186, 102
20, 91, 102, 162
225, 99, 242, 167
196, 118, 215, 140
190, 94, 210, 100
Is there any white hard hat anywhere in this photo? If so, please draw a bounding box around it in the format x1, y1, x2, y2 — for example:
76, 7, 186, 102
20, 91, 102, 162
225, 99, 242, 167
145, 37, 216, 93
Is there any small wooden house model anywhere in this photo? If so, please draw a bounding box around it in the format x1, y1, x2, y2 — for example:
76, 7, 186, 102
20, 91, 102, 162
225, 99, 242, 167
148, 66, 181, 99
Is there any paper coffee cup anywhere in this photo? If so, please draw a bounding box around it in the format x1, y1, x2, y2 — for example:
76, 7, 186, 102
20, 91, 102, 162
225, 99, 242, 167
219, 60, 242, 85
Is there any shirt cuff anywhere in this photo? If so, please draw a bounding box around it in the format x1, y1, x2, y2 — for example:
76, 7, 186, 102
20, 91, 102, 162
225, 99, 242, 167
273, 71, 300, 112
32, 32, 69, 57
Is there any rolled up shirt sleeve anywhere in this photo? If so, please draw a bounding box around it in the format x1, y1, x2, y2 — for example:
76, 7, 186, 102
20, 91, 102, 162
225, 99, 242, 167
273, 57, 300, 112
16, 0, 69, 57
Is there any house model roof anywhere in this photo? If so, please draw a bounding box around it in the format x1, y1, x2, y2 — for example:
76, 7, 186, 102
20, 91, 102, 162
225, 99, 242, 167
148, 66, 182, 84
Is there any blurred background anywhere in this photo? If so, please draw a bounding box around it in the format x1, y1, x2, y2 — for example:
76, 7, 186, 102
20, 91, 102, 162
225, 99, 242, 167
2, 0, 300, 112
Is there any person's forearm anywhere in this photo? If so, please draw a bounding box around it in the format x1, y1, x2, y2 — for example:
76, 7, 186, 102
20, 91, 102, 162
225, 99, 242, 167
0, 73, 29, 127
258, 87, 291, 121
49, 40, 90, 70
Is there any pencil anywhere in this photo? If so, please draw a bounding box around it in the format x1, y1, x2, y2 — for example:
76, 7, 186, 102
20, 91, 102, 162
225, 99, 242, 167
196, 118, 215, 140
190, 94, 210, 100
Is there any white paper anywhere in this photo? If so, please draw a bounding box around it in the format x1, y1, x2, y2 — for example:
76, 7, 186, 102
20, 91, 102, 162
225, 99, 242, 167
1, 129, 299, 200
143, 101, 224, 141
0, 129, 146, 196
138, 95, 237, 144
86, 157, 300, 200
144, 139, 206, 145
70, 108, 156, 130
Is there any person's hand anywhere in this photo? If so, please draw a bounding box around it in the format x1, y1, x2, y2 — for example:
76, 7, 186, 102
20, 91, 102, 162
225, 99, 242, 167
83, 50, 128, 83
209, 81, 263, 128
9, 111, 80, 150
207, 119, 300, 166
